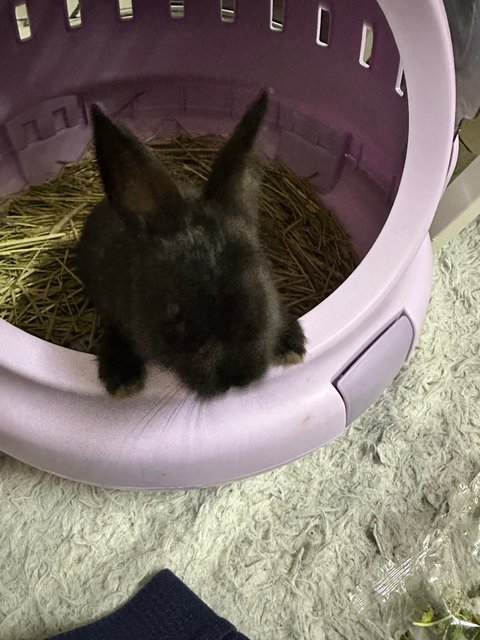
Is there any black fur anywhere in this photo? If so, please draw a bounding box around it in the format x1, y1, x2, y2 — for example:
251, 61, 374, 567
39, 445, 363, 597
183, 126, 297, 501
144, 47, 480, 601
98, 322, 145, 397
77, 92, 306, 398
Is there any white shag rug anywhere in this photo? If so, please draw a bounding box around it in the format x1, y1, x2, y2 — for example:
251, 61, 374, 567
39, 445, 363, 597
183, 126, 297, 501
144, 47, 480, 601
1, 219, 479, 640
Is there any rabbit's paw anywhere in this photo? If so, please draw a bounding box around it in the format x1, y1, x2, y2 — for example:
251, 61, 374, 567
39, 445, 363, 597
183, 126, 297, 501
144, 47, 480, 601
98, 324, 146, 398
274, 317, 306, 366
275, 350, 304, 366
109, 377, 145, 399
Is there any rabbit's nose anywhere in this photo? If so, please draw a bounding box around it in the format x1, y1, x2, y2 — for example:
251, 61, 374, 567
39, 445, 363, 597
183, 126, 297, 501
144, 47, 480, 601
227, 371, 255, 388
194, 376, 231, 398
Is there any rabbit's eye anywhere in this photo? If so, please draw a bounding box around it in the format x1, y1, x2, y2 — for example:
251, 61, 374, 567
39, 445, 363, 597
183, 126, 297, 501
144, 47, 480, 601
166, 302, 180, 319
162, 309, 186, 341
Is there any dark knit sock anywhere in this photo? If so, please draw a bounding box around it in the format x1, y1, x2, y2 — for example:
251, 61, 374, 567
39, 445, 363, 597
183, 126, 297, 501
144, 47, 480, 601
48, 569, 250, 640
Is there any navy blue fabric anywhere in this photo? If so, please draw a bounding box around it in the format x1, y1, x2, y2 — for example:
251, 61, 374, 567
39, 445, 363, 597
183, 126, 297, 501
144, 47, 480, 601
48, 570, 250, 640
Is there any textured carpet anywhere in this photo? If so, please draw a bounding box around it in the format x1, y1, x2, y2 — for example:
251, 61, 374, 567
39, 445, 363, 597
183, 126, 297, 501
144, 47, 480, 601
0, 217, 479, 640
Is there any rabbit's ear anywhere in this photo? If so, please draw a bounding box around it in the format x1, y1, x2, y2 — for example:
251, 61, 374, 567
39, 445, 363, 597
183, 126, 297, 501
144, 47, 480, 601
204, 91, 268, 203
91, 105, 183, 234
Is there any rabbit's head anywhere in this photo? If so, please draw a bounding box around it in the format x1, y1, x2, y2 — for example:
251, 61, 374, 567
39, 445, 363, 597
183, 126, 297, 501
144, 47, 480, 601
86, 92, 288, 397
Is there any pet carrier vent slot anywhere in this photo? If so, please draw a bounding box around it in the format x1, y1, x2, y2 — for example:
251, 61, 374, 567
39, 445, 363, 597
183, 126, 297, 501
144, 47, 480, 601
118, 0, 133, 20
221, 0, 236, 23
65, 0, 82, 28
14, 1, 31, 41
316, 6, 331, 46
52, 108, 68, 131
270, 0, 284, 32
170, 0, 185, 19
22, 120, 40, 145
360, 23, 374, 67
395, 62, 406, 97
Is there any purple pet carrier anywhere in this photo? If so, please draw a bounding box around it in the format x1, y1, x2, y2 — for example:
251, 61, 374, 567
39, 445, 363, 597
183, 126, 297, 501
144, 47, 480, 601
0, 0, 456, 488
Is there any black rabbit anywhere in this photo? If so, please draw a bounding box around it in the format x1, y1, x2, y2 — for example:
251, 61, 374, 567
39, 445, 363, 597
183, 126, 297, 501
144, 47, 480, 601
77, 91, 306, 398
